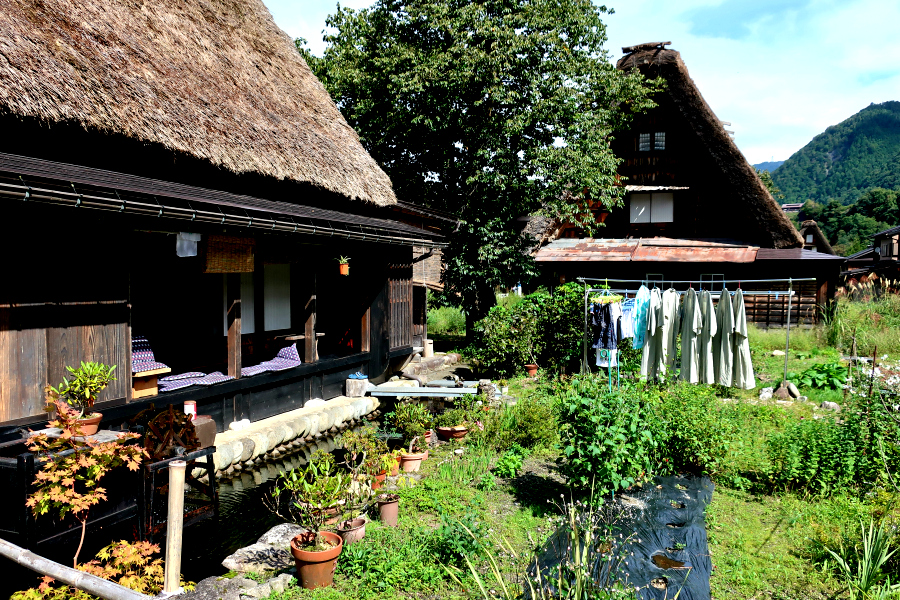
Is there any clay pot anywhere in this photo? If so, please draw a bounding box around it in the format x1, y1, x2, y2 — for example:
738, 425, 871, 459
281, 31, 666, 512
424, 430, 433, 445
75, 413, 103, 436
400, 451, 426, 472
336, 518, 367, 545
372, 470, 387, 491
435, 426, 468, 441
339, 263, 349, 276
290, 531, 343, 589
377, 493, 399, 527
525, 364, 539, 377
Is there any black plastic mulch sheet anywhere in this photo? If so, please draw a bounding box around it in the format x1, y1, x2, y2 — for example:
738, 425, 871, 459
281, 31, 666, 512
533, 476, 713, 600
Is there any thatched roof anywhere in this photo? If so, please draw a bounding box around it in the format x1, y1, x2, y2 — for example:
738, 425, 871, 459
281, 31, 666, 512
799, 220, 835, 255
617, 43, 802, 249
0, 0, 396, 206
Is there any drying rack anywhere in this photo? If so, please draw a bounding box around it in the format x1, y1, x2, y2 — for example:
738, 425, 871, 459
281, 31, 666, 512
578, 277, 818, 382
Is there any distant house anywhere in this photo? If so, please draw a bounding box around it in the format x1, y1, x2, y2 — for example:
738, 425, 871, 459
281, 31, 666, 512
0, 0, 442, 430
798, 221, 835, 255
845, 226, 900, 282
533, 42, 845, 327
782, 203, 805, 213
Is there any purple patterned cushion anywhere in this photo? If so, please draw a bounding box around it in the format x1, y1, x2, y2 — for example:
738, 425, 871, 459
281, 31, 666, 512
158, 379, 201, 393
260, 358, 301, 372
131, 336, 169, 373
133, 360, 169, 374
160, 372, 207, 383
276, 344, 301, 362
196, 372, 234, 386
241, 364, 269, 377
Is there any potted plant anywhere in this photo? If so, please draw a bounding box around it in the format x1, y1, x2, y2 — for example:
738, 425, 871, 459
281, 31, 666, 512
337, 256, 350, 276
391, 401, 431, 447
265, 451, 350, 589
434, 394, 479, 440
376, 493, 399, 527
26, 408, 146, 567
336, 427, 383, 543
45, 361, 117, 435
499, 379, 509, 395
399, 436, 427, 472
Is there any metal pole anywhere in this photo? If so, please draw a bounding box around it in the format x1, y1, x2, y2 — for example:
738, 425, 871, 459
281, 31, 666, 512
164, 460, 186, 595
783, 278, 793, 384
0, 538, 149, 600
583, 283, 589, 375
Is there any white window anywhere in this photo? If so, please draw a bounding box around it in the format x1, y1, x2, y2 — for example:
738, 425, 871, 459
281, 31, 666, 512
806, 234, 814, 244
638, 133, 651, 151
654, 132, 666, 150
881, 239, 892, 257
630, 193, 651, 223
223, 274, 256, 335
264, 264, 291, 331
630, 193, 673, 223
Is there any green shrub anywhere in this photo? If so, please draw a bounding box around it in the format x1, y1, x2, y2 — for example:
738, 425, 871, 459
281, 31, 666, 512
334, 526, 445, 592
427, 305, 466, 336
431, 510, 485, 566
653, 383, 740, 478
766, 393, 900, 495
787, 362, 848, 390
493, 445, 529, 478
556, 376, 657, 494
479, 396, 558, 451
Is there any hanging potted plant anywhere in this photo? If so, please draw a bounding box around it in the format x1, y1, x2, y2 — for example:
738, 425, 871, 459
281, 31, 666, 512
46, 361, 117, 435
265, 451, 349, 589
337, 256, 350, 276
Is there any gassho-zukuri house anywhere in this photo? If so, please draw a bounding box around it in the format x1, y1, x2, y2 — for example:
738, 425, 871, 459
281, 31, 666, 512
532, 42, 846, 328
0, 0, 443, 434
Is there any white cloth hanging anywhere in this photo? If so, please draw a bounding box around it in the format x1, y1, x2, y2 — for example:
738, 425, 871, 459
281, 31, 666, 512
713, 288, 735, 386
679, 288, 702, 383
732, 289, 756, 390
662, 288, 681, 375
640, 288, 664, 380
698, 290, 718, 385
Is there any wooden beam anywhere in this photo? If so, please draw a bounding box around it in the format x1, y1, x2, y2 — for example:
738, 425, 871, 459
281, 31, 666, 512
227, 273, 242, 379
305, 272, 317, 363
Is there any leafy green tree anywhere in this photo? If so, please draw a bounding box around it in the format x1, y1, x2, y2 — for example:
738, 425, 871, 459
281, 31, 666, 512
301, 0, 660, 322
756, 168, 784, 202
850, 188, 899, 225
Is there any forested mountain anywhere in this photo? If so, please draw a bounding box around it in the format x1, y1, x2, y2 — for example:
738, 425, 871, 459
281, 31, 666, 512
752, 160, 784, 172
772, 101, 900, 205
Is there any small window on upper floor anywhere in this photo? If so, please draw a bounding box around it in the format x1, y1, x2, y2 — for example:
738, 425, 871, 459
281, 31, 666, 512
806, 234, 814, 244
654, 132, 666, 150
881, 239, 892, 257
629, 193, 674, 223
638, 133, 651, 152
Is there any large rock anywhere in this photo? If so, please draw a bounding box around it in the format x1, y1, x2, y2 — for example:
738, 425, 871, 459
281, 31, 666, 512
239, 439, 255, 462
183, 575, 257, 600
786, 381, 801, 398
213, 444, 235, 471
257, 523, 305, 549
759, 387, 774, 401
774, 386, 791, 400
821, 401, 842, 412
221, 543, 293, 573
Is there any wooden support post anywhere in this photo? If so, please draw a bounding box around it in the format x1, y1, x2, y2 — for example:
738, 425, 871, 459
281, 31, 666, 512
163, 460, 186, 594
227, 273, 242, 379
305, 272, 317, 363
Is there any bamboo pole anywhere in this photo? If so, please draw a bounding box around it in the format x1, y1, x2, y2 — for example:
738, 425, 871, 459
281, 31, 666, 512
0, 538, 149, 600
164, 460, 186, 594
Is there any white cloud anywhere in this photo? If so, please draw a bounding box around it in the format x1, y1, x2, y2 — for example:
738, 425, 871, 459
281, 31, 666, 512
263, 0, 900, 164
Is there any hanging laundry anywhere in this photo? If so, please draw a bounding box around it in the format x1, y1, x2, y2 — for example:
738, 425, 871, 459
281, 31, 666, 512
640, 288, 664, 380
620, 298, 636, 339
632, 285, 651, 350
661, 288, 681, 374
732, 289, 756, 390
697, 290, 718, 385
591, 301, 622, 350
679, 288, 702, 383
713, 288, 735, 387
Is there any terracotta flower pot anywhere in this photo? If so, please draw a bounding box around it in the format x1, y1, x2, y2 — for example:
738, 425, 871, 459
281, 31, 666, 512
377, 493, 399, 527
336, 518, 367, 545
435, 426, 468, 441
525, 363, 539, 377
372, 470, 387, 490
75, 413, 103, 436
339, 263, 349, 276
290, 531, 343, 589
400, 451, 426, 472
424, 430, 433, 445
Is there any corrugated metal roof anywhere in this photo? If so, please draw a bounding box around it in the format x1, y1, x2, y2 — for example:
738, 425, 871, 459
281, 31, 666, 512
535, 238, 758, 263
755, 248, 847, 261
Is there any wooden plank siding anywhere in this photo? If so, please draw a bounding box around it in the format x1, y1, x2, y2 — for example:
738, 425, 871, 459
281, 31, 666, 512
388, 262, 413, 349
739, 282, 819, 328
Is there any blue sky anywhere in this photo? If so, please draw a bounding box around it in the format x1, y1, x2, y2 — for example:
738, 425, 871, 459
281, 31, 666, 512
263, 0, 900, 165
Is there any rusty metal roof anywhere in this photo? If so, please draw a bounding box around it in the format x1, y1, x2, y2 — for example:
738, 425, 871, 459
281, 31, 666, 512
535, 238, 759, 263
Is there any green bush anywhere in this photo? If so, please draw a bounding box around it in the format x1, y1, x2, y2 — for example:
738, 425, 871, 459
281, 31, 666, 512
427, 305, 466, 336
467, 282, 585, 376
334, 526, 445, 592
787, 362, 848, 390
493, 444, 529, 478
766, 393, 900, 495
479, 396, 558, 452
556, 376, 657, 494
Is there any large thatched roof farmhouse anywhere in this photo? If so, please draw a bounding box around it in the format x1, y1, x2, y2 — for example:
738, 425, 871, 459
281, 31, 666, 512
534, 42, 845, 327
0, 0, 441, 428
